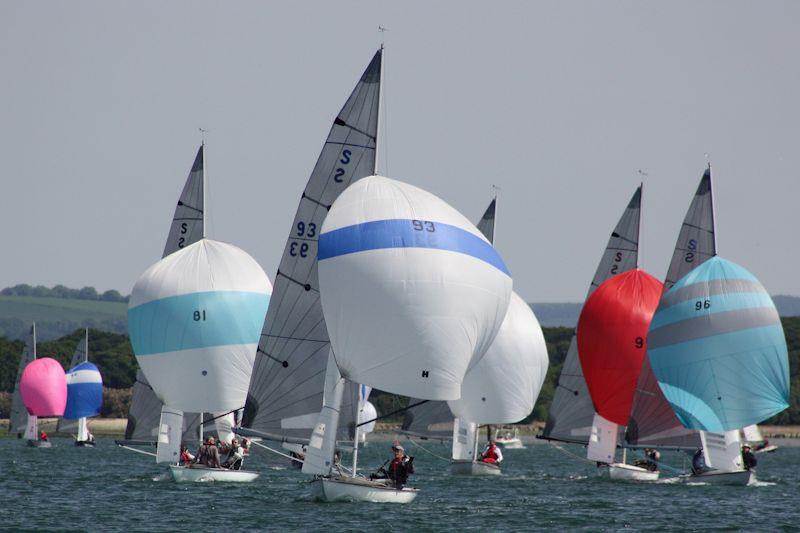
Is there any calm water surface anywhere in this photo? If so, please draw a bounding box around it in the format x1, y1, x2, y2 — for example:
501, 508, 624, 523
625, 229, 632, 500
1, 437, 797, 531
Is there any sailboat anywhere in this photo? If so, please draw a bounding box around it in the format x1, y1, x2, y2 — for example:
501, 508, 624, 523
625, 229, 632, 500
538, 186, 642, 466
58, 329, 103, 446
645, 166, 790, 485
741, 424, 777, 454
314, 174, 512, 501
20, 357, 67, 447
402, 197, 549, 476
9, 324, 37, 440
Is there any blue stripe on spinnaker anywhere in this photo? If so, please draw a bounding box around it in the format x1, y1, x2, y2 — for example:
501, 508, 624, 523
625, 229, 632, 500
318, 219, 510, 275
128, 291, 270, 356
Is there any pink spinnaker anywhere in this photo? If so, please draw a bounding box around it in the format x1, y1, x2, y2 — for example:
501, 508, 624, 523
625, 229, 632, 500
20, 358, 67, 416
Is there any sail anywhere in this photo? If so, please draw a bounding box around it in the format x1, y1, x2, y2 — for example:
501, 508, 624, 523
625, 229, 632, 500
448, 292, 549, 424
626, 171, 716, 449
59, 331, 93, 433
742, 424, 764, 444
647, 257, 789, 432
10, 325, 36, 435
242, 50, 382, 443
124, 146, 210, 445
576, 269, 662, 426
163, 145, 204, 257
701, 430, 743, 471
318, 176, 512, 400
542, 185, 641, 443
20, 358, 67, 417
63, 362, 103, 420
664, 167, 716, 291
401, 400, 454, 440
451, 418, 478, 461
358, 401, 377, 435
476, 198, 496, 243
129, 239, 271, 412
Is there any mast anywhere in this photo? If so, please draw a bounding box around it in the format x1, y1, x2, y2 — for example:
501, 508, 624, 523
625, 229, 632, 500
202, 135, 207, 239
636, 180, 643, 269
708, 162, 717, 253
374, 43, 384, 175
84, 328, 89, 362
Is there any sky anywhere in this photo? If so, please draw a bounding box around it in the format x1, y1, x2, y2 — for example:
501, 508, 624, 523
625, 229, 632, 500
1, 1, 798, 302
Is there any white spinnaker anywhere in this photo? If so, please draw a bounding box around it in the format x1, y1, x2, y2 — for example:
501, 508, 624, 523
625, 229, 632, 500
156, 407, 183, 464
214, 413, 236, 445
358, 401, 377, 435
448, 292, 548, 424
318, 176, 512, 400
701, 430, 743, 472
128, 239, 271, 412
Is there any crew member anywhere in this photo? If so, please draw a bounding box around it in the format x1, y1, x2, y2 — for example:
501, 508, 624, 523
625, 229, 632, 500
179, 444, 195, 465
39, 431, 48, 442
691, 448, 708, 475
196, 437, 221, 468
742, 445, 758, 470
372, 443, 415, 489
222, 438, 245, 470
480, 439, 503, 464
644, 448, 660, 471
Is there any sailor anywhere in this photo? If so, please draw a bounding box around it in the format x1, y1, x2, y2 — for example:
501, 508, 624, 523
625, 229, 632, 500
372, 443, 415, 489
480, 439, 503, 464
691, 448, 708, 474
195, 437, 221, 468
644, 448, 660, 471
222, 438, 245, 470
39, 431, 48, 442
742, 445, 758, 470
754, 439, 770, 452
179, 444, 195, 465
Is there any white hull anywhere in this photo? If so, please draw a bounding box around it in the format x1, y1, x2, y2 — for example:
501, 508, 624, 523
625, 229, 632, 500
27, 440, 52, 448
168, 465, 259, 483
683, 469, 754, 486
450, 460, 502, 476
601, 463, 659, 482
310, 476, 418, 503
754, 445, 778, 454
495, 438, 524, 449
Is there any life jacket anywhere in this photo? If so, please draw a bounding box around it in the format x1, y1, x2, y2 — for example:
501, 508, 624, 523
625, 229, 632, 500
483, 445, 499, 462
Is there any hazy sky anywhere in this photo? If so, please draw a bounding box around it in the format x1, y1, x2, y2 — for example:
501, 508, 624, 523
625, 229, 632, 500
1, 1, 798, 302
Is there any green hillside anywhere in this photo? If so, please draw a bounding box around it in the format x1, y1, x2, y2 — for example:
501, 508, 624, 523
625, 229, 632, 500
0, 295, 127, 341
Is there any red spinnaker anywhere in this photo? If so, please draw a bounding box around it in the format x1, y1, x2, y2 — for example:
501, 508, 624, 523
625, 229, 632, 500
577, 269, 662, 426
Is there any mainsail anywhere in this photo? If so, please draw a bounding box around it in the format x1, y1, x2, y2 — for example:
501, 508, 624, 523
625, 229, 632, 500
122, 146, 216, 445
542, 185, 641, 444
241, 50, 382, 444
626, 169, 714, 450
9, 324, 36, 436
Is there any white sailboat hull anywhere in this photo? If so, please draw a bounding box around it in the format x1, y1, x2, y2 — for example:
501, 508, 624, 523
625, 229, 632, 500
26, 440, 51, 448
168, 465, 259, 483
754, 445, 778, 454
450, 460, 502, 476
601, 463, 659, 482
683, 469, 754, 486
495, 437, 524, 449
310, 476, 418, 503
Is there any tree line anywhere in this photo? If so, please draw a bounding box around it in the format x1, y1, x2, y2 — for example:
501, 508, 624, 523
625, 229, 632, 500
0, 284, 129, 303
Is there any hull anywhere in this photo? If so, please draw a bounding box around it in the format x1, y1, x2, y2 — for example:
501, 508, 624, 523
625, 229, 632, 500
168, 465, 259, 483
450, 460, 502, 476
602, 463, 659, 482
495, 438, 524, 449
26, 440, 52, 448
683, 470, 754, 486
310, 476, 418, 503
75, 440, 96, 447
754, 445, 778, 454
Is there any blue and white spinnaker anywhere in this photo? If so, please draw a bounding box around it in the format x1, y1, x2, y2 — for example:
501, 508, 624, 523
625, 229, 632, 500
64, 361, 103, 420
128, 239, 271, 413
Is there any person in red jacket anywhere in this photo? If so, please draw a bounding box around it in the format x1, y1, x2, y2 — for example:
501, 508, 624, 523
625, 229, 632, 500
39, 431, 48, 442
480, 439, 503, 464
371, 443, 415, 489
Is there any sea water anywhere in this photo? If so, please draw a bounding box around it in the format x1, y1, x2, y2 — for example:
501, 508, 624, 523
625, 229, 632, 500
1, 437, 797, 531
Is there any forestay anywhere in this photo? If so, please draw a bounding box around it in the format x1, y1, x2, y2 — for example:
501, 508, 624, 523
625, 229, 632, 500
242, 50, 382, 443
129, 239, 271, 413
542, 186, 641, 444
10, 324, 36, 435
318, 176, 512, 400
626, 171, 714, 450
648, 257, 789, 432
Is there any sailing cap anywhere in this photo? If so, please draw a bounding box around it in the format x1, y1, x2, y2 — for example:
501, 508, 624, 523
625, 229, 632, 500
392, 444, 404, 452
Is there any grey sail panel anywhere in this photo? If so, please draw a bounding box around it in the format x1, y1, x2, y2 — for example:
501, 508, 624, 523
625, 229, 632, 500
543, 186, 641, 444
400, 196, 498, 438
476, 198, 496, 243
626, 172, 713, 449
58, 331, 89, 434
162, 145, 204, 257
338, 381, 360, 441
125, 147, 208, 445
662, 167, 715, 291
401, 399, 453, 440
9, 325, 36, 435
243, 50, 382, 441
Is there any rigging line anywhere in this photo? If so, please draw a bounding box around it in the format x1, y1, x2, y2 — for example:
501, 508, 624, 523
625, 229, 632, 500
333, 116, 376, 140
556, 383, 580, 395
681, 221, 714, 234
249, 439, 306, 464
257, 347, 289, 367
549, 442, 596, 465
301, 192, 331, 210
324, 141, 376, 150
176, 200, 203, 214
356, 399, 429, 427
197, 408, 243, 426
403, 437, 451, 462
